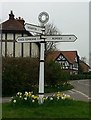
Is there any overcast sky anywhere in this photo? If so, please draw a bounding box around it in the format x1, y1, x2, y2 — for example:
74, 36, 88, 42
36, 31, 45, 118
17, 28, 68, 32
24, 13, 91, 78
0, 1, 89, 63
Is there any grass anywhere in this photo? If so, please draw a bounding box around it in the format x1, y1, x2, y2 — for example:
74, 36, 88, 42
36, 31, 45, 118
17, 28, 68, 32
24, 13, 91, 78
2, 100, 90, 119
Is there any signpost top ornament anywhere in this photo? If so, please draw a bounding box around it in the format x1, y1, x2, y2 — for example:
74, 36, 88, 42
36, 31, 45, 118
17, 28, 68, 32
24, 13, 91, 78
38, 11, 49, 25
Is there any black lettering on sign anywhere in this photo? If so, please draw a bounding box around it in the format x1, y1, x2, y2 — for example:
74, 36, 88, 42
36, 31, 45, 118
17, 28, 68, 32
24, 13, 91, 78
52, 37, 62, 40
28, 26, 37, 31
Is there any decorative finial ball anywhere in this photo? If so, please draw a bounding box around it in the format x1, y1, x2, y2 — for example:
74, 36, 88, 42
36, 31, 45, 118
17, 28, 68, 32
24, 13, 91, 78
38, 12, 49, 24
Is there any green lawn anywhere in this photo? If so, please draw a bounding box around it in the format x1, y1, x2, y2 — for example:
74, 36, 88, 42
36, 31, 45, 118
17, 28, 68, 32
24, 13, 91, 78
2, 100, 90, 119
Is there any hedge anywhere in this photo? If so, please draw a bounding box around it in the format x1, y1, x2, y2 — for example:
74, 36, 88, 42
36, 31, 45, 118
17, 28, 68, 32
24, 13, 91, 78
2, 57, 39, 96
2, 57, 67, 96
2, 57, 90, 96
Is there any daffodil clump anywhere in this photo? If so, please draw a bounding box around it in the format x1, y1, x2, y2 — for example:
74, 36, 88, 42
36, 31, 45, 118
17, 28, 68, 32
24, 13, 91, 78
10, 91, 72, 106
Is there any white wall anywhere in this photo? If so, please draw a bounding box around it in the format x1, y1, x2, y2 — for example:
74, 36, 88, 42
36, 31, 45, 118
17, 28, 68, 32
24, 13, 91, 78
2, 42, 5, 56
23, 43, 30, 57
7, 42, 13, 57
2, 34, 5, 40
7, 33, 13, 40
31, 43, 39, 58
15, 42, 21, 57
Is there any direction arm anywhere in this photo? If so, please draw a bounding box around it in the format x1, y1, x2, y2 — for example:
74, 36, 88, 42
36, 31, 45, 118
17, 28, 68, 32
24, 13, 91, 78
42, 35, 77, 42
16, 36, 44, 43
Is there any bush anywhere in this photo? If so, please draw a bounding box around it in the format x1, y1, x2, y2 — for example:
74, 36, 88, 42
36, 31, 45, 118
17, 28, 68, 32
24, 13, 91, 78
45, 61, 62, 85
2, 57, 39, 96
70, 73, 91, 80
2, 58, 70, 96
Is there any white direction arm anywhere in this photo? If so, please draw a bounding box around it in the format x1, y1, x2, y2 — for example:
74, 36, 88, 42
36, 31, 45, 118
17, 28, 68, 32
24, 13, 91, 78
16, 36, 43, 43
43, 35, 77, 42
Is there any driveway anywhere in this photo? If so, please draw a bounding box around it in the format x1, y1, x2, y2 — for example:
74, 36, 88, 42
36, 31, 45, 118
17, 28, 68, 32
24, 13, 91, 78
64, 79, 91, 102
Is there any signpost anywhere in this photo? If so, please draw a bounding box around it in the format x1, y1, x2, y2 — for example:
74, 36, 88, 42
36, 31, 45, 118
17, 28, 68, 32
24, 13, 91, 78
16, 12, 77, 104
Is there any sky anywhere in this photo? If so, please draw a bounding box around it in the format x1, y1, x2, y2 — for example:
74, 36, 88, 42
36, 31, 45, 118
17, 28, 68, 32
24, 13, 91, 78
0, 1, 90, 64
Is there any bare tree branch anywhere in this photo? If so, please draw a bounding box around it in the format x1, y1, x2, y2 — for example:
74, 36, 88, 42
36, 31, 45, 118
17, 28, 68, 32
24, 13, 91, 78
44, 23, 61, 56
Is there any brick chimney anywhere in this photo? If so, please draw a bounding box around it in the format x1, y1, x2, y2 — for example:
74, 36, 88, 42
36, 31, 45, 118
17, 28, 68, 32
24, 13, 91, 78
9, 10, 14, 20
16, 17, 25, 25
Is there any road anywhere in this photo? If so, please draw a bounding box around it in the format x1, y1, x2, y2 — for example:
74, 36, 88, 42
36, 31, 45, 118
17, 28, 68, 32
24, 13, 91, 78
64, 79, 91, 102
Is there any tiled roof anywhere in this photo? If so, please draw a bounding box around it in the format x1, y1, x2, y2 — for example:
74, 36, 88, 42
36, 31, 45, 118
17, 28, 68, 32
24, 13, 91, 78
1, 11, 26, 31
46, 51, 78, 64
2, 19, 25, 31
61, 51, 77, 64
46, 51, 60, 61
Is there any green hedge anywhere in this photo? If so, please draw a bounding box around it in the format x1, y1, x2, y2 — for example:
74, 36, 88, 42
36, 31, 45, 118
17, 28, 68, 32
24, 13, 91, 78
2, 57, 67, 96
70, 73, 91, 80
3, 57, 90, 96
2, 57, 39, 96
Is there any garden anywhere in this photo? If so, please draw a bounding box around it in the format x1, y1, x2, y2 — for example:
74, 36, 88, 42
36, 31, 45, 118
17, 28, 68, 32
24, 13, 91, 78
2, 91, 90, 119
2, 57, 90, 119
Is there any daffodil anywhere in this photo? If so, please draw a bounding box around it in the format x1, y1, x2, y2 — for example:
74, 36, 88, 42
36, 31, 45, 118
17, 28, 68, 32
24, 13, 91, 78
24, 91, 28, 96
57, 96, 60, 100
61, 96, 65, 100
46, 96, 48, 99
34, 96, 39, 100
43, 97, 47, 101
50, 97, 53, 100
28, 92, 32, 97
24, 97, 27, 100
31, 95, 34, 98
32, 100, 35, 103
19, 96, 22, 98
13, 99, 16, 103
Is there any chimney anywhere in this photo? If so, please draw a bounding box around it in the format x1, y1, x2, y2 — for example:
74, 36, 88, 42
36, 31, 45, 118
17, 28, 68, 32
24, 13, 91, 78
9, 10, 14, 20
17, 17, 25, 25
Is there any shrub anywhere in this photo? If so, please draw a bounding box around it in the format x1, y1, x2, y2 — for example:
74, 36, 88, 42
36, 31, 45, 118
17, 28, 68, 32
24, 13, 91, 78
2, 57, 39, 96
45, 61, 62, 85
2, 58, 70, 96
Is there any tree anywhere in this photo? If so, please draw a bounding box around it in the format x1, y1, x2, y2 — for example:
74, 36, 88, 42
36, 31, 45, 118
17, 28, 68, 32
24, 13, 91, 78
81, 56, 86, 63
44, 23, 61, 57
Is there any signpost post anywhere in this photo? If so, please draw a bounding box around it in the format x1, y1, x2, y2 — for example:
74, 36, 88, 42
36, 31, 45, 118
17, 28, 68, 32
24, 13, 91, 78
16, 12, 77, 104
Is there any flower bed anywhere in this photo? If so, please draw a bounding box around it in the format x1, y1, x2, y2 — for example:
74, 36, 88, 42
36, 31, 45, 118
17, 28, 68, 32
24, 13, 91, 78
10, 91, 72, 106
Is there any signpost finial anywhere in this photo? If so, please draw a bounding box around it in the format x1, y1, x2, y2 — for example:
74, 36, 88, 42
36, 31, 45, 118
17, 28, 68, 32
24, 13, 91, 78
38, 11, 49, 25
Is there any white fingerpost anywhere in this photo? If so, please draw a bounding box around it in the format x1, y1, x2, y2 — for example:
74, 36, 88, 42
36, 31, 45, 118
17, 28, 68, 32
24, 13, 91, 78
16, 11, 77, 104
38, 42, 45, 104
38, 12, 49, 104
